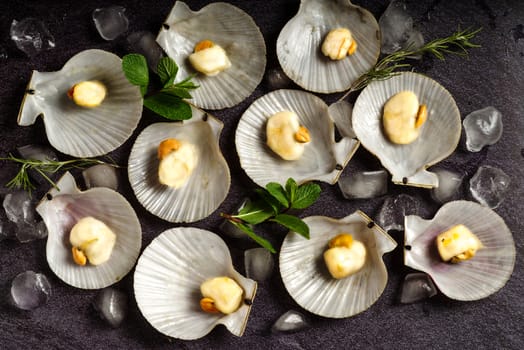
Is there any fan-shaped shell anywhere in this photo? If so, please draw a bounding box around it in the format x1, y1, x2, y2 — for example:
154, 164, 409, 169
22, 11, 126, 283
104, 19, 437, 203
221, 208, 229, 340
17, 49, 143, 158
36, 172, 142, 289
128, 106, 230, 223
156, 1, 266, 110
404, 200, 515, 301
236, 89, 359, 187
353, 72, 461, 188
277, 0, 380, 93
280, 211, 397, 318
134, 227, 257, 340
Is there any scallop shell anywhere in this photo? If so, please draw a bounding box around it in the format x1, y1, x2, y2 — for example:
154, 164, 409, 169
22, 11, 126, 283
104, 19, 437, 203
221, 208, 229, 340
36, 172, 142, 289
134, 227, 257, 340
404, 200, 515, 301
353, 72, 461, 188
128, 106, 230, 223
236, 89, 359, 187
277, 0, 380, 93
156, 1, 266, 110
280, 211, 397, 318
18, 49, 143, 158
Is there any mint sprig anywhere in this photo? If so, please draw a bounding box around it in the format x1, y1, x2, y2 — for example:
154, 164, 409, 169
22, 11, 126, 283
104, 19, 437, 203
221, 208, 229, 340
221, 178, 321, 253
122, 54, 198, 121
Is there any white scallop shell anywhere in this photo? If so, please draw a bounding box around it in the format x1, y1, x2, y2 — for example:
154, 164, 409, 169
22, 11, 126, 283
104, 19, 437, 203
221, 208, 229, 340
280, 211, 397, 318
17, 49, 143, 158
134, 227, 257, 340
156, 1, 266, 110
277, 0, 380, 93
404, 200, 515, 301
128, 106, 230, 222
36, 172, 142, 289
236, 89, 359, 187
353, 72, 461, 188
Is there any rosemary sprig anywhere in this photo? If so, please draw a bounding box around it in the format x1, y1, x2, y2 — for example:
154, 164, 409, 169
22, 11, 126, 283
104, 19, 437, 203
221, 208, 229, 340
341, 27, 482, 98
0, 154, 112, 193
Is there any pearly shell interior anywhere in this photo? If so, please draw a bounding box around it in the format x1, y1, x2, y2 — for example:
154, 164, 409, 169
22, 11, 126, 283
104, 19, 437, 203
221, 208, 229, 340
134, 227, 257, 340
128, 106, 230, 223
404, 200, 516, 301
277, 0, 380, 93
18, 49, 143, 158
280, 211, 397, 318
353, 72, 461, 188
236, 89, 359, 187
157, 1, 266, 110
36, 172, 142, 289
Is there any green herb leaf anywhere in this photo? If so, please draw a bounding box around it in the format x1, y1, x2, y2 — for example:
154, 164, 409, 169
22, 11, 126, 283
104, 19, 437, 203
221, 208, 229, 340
233, 222, 276, 253
291, 182, 321, 209
254, 188, 281, 214
122, 54, 149, 95
235, 201, 274, 225
271, 214, 309, 239
161, 86, 192, 99
266, 182, 289, 208
285, 178, 298, 203
143, 93, 192, 120
157, 56, 179, 87
175, 78, 199, 90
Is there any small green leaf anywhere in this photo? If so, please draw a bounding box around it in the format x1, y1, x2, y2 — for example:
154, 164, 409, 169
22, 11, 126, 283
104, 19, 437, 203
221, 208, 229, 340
271, 214, 309, 239
175, 74, 199, 89
266, 182, 289, 207
285, 178, 298, 203
232, 221, 276, 253
157, 57, 179, 87
291, 182, 321, 209
254, 188, 281, 214
235, 203, 273, 225
161, 86, 192, 99
143, 93, 192, 120
122, 54, 149, 93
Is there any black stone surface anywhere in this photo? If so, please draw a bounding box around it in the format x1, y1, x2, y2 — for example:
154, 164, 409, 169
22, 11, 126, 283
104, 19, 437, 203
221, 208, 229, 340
0, 0, 523, 349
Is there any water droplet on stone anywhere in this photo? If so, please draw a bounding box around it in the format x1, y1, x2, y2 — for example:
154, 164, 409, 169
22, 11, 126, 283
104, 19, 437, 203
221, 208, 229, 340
10, 271, 51, 310
376, 194, 420, 232
463, 107, 503, 152
10, 18, 55, 57
338, 170, 388, 199
400, 272, 437, 303
271, 310, 309, 333
92, 288, 128, 328
92, 6, 129, 41
431, 169, 463, 203
82, 164, 119, 190
469, 165, 510, 208
244, 248, 274, 282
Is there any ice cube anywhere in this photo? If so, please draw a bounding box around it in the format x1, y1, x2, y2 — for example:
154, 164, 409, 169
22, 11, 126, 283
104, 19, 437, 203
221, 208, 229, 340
469, 165, 510, 209
127, 31, 165, 72
328, 100, 356, 138
271, 310, 309, 333
10, 271, 51, 310
82, 164, 119, 190
400, 272, 437, 303
10, 18, 55, 57
92, 288, 128, 328
92, 6, 129, 41
376, 194, 420, 231
1, 220, 17, 241
16, 220, 48, 243
431, 169, 463, 203
17, 144, 58, 162
338, 170, 388, 199
265, 68, 293, 90
379, 0, 424, 54
3, 191, 37, 225
463, 107, 503, 152
244, 248, 274, 282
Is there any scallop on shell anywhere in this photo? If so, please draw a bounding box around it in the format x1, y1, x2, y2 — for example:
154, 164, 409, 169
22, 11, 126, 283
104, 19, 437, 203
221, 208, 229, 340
353, 72, 461, 188
156, 1, 266, 110
280, 211, 397, 318
36, 172, 142, 289
277, 0, 380, 93
17, 49, 143, 158
236, 89, 359, 187
128, 106, 230, 223
134, 227, 257, 340
404, 200, 515, 301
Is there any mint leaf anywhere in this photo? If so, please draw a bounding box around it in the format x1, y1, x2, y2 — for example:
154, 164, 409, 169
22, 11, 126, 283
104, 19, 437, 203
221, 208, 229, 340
271, 214, 309, 239
266, 182, 289, 207
143, 93, 192, 120
161, 86, 192, 99
285, 178, 298, 203
233, 222, 276, 253
291, 182, 321, 209
175, 76, 199, 89
157, 57, 179, 87
122, 54, 149, 95
254, 188, 281, 214
236, 202, 273, 225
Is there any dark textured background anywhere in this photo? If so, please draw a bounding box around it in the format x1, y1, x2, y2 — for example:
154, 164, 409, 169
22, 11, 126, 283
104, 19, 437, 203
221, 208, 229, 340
0, 0, 523, 349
